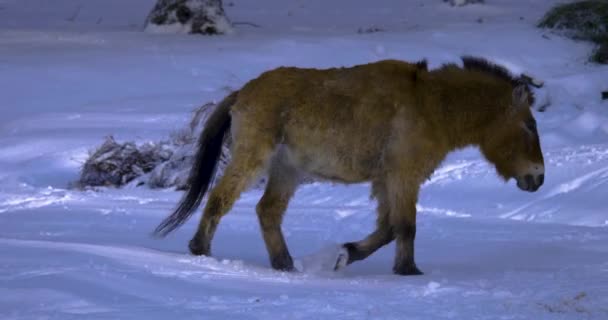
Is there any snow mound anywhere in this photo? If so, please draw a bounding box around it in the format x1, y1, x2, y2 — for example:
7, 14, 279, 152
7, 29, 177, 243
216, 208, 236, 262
145, 0, 233, 35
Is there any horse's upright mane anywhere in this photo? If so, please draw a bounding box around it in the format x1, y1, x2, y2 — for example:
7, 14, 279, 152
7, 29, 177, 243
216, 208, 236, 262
458, 56, 535, 106
460, 56, 519, 86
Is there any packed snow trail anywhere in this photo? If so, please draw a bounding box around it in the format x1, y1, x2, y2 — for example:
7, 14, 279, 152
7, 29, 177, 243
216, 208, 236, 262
1, 186, 608, 319
1, 0, 608, 319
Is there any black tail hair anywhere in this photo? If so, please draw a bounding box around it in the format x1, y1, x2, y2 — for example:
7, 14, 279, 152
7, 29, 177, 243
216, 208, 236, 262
154, 91, 238, 237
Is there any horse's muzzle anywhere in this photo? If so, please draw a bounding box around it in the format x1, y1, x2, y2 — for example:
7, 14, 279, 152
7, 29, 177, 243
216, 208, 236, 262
516, 174, 544, 192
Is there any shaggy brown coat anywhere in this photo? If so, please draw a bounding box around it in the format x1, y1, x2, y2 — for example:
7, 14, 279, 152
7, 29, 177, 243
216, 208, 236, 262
155, 57, 545, 275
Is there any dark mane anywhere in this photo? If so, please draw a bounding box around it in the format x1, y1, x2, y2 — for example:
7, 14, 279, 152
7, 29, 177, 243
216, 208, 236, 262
415, 59, 428, 71
461, 56, 519, 86
460, 56, 536, 106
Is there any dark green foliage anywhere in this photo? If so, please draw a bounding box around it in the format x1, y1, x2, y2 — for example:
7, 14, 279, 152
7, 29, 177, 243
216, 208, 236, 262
592, 42, 608, 63
538, 0, 608, 63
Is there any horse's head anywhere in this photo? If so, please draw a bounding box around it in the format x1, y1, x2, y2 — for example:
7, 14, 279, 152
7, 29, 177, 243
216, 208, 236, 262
481, 84, 544, 192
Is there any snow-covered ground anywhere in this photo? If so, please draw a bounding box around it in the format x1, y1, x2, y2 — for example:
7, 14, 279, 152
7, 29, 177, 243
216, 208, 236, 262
1, 0, 607, 319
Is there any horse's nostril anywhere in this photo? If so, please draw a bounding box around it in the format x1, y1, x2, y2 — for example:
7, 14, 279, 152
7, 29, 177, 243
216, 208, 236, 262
538, 174, 544, 186
525, 174, 534, 187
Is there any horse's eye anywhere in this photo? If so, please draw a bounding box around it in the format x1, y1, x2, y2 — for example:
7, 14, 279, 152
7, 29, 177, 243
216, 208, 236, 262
524, 119, 537, 134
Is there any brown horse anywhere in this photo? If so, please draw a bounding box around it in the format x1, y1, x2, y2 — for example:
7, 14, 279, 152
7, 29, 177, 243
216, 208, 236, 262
155, 57, 544, 275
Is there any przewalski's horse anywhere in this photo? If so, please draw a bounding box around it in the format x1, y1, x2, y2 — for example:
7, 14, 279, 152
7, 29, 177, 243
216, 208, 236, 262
155, 57, 544, 275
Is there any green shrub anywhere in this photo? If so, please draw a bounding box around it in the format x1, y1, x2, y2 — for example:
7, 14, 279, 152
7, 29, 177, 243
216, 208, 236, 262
538, 0, 608, 63
592, 42, 608, 63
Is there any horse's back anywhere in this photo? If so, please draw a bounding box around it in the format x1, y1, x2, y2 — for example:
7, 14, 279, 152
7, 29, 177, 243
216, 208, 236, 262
231, 60, 421, 181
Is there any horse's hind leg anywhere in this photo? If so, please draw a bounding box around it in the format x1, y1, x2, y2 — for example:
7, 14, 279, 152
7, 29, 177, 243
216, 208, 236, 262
189, 130, 275, 256
256, 152, 299, 271
336, 180, 394, 269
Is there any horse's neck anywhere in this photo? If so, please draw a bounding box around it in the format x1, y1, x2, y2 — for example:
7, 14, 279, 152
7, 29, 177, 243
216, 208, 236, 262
425, 75, 510, 148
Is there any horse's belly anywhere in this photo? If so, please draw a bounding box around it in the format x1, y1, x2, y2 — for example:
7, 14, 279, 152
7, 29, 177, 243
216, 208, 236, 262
282, 143, 377, 183
279, 102, 391, 183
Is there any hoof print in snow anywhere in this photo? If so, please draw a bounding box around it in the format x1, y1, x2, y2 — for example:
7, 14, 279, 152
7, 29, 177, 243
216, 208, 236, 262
445, 0, 484, 7
145, 0, 233, 35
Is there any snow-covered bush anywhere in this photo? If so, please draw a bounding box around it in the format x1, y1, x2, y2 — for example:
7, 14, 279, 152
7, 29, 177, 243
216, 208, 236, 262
77, 102, 232, 190
538, 0, 608, 64
146, 102, 232, 190
76, 136, 174, 188
145, 0, 233, 35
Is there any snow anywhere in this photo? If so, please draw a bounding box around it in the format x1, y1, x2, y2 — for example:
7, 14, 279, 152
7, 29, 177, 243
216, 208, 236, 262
1, 0, 607, 319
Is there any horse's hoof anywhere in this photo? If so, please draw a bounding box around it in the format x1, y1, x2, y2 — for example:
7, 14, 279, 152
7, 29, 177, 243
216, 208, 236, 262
271, 253, 295, 271
188, 238, 210, 256
334, 246, 350, 271
393, 264, 424, 276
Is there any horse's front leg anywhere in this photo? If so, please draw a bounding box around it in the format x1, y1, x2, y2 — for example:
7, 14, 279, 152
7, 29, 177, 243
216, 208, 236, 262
336, 180, 394, 269
336, 178, 422, 275
388, 178, 423, 275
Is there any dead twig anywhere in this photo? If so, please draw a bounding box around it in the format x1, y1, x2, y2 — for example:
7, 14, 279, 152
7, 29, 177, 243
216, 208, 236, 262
232, 21, 261, 28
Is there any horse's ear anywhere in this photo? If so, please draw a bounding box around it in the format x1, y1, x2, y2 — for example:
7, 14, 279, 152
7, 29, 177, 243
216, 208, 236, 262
512, 84, 529, 109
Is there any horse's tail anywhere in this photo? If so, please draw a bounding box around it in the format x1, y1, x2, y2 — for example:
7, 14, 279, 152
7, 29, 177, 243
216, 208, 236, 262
154, 91, 238, 237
